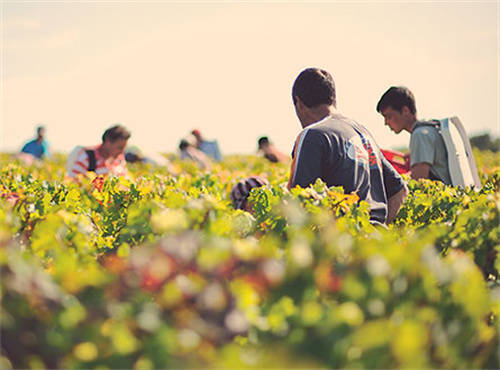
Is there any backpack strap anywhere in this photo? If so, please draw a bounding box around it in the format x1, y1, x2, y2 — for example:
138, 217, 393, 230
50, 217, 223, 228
85, 149, 97, 172
413, 120, 440, 131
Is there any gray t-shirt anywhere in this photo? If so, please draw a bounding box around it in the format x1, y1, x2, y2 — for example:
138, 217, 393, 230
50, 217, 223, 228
290, 113, 405, 224
410, 120, 451, 185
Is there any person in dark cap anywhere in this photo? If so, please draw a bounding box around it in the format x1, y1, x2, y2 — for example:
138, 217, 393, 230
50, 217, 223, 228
230, 176, 269, 212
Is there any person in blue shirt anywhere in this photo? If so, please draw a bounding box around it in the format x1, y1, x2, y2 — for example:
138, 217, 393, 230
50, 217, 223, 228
21, 125, 50, 159
191, 129, 222, 162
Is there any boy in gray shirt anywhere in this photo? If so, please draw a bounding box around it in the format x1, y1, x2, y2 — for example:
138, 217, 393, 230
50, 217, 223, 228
376, 86, 452, 185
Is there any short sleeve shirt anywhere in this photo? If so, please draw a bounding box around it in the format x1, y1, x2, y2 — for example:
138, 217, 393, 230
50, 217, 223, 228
21, 140, 45, 159
289, 113, 404, 224
199, 140, 222, 161
68, 146, 127, 178
410, 121, 451, 185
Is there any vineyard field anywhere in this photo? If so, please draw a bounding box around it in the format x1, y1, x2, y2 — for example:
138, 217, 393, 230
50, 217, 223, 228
0, 151, 499, 369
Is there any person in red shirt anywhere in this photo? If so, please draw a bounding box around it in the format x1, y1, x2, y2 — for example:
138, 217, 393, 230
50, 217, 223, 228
67, 125, 130, 178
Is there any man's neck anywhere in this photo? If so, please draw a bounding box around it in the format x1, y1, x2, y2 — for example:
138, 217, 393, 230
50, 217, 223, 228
406, 116, 418, 133
302, 105, 337, 128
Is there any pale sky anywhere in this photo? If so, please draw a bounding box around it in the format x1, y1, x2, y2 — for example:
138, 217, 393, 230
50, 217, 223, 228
1, 0, 498, 155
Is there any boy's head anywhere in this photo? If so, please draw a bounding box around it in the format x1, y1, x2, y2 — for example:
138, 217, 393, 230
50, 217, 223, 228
102, 125, 131, 157
376, 86, 416, 114
102, 125, 131, 143
376, 86, 417, 134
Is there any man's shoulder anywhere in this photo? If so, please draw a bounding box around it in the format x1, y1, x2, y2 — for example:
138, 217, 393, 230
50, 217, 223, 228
298, 124, 328, 141
312, 114, 373, 141
305, 114, 351, 133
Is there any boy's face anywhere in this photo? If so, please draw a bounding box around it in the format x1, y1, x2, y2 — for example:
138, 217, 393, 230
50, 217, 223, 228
380, 106, 411, 134
106, 138, 128, 157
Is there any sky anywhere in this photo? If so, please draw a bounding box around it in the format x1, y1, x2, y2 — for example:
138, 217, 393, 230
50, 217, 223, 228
1, 0, 498, 155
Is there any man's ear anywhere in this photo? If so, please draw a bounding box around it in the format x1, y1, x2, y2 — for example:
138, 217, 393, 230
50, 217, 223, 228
295, 96, 308, 113
401, 105, 411, 116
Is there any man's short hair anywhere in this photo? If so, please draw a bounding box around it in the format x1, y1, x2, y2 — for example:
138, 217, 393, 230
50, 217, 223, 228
292, 68, 336, 108
376, 86, 417, 115
102, 125, 131, 143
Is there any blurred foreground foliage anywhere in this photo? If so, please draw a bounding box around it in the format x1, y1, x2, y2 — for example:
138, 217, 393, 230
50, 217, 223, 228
0, 151, 499, 369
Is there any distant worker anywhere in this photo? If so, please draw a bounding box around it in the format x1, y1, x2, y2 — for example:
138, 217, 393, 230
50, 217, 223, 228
230, 176, 268, 212
288, 68, 407, 224
20, 125, 50, 159
376, 86, 452, 185
66, 125, 130, 177
191, 129, 222, 162
179, 136, 212, 170
257, 136, 290, 164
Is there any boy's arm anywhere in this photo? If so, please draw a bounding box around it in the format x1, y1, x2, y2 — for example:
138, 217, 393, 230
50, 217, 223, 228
410, 162, 431, 180
409, 128, 435, 180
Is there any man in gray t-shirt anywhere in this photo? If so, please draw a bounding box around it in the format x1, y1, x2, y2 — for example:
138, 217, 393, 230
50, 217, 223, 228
289, 68, 408, 224
376, 86, 452, 185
